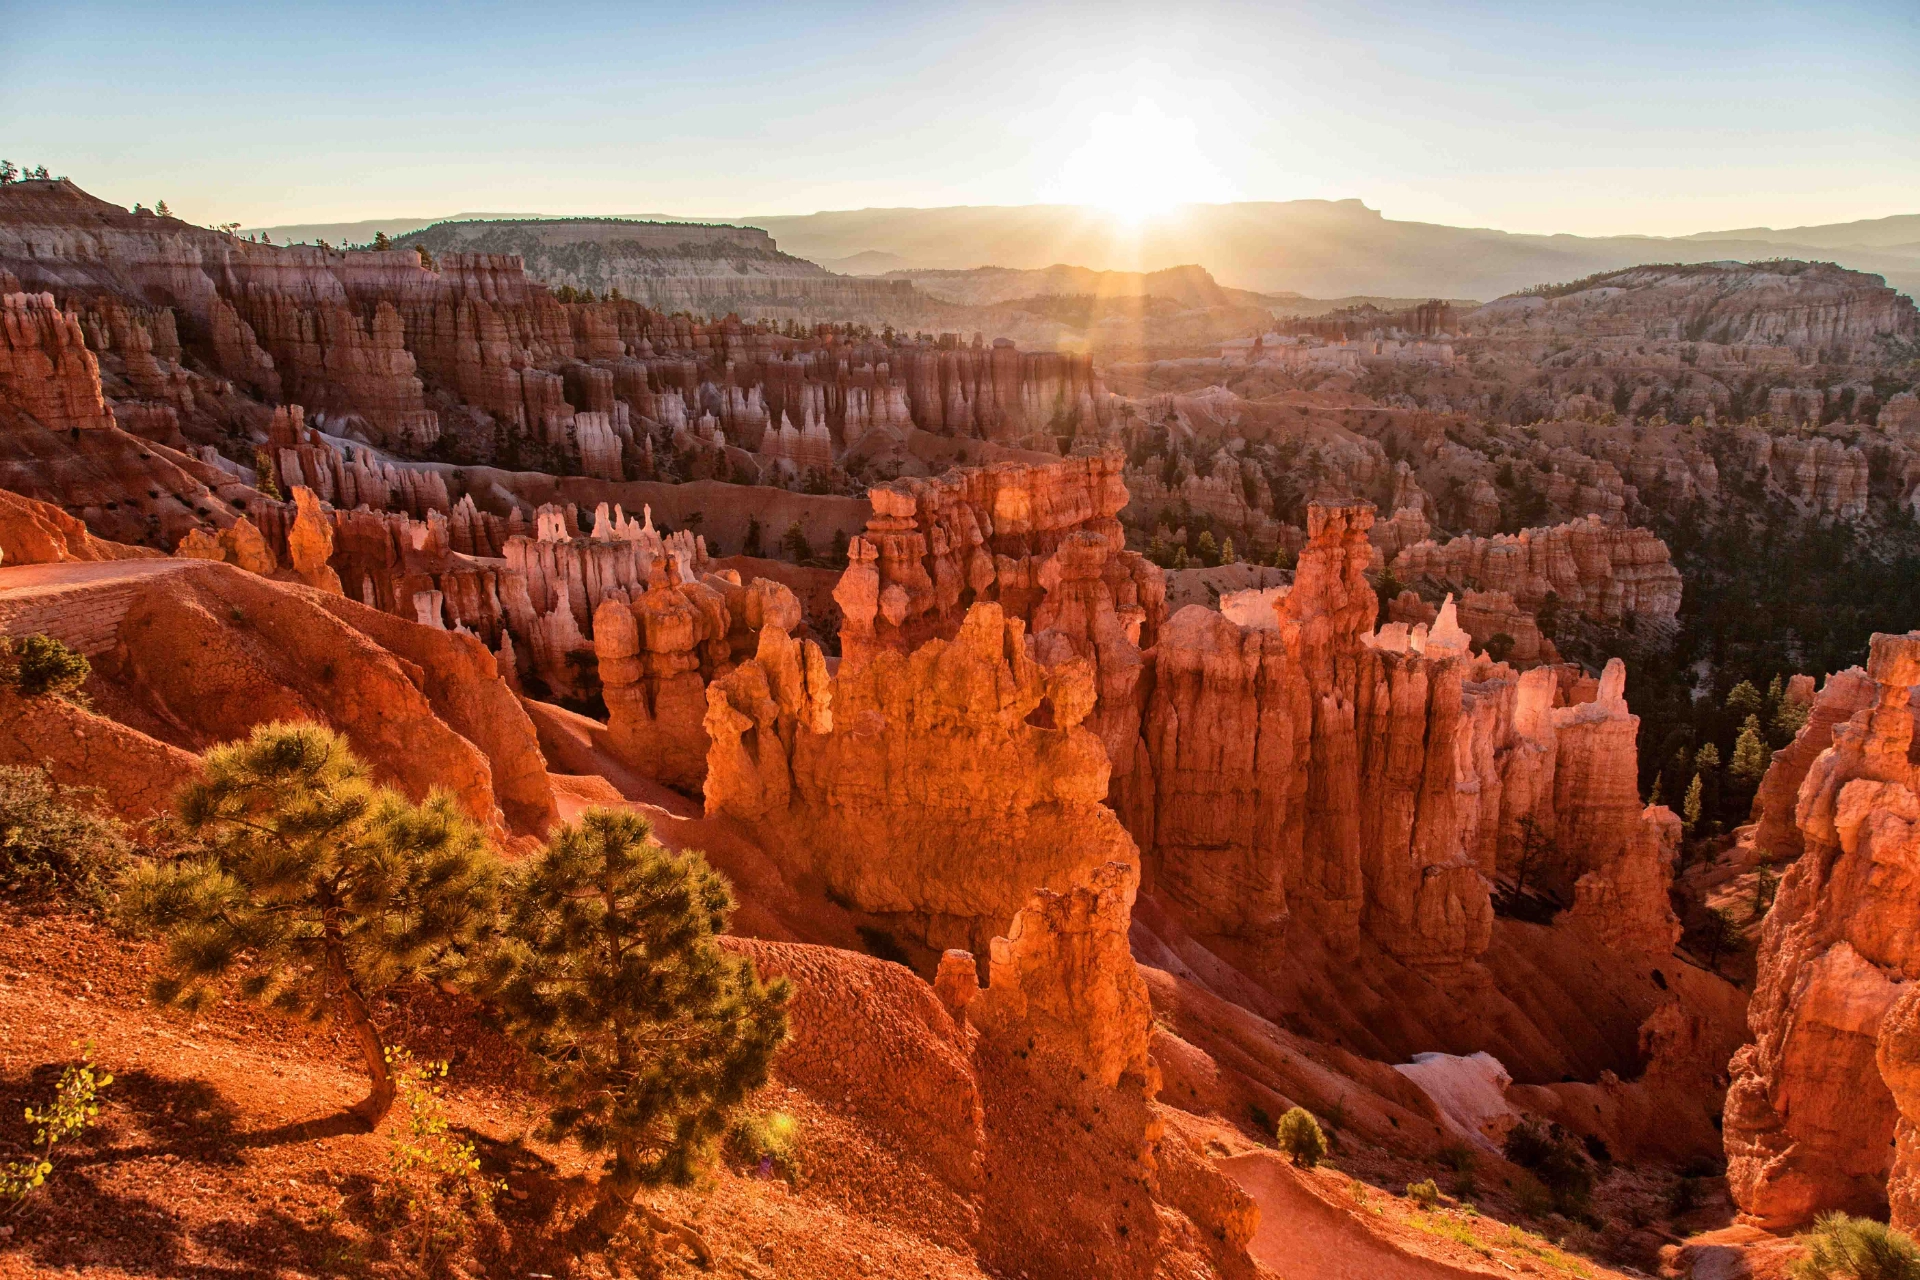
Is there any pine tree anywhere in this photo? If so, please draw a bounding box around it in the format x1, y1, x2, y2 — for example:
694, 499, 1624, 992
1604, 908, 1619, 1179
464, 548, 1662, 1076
781, 521, 812, 564
1219, 537, 1236, 565
1683, 773, 1704, 834
743, 517, 763, 557
122, 723, 498, 1127
1196, 530, 1220, 567
1771, 693, 1810, 746
479, 810, 789, 1241
155, 200, 171, 218
1730, 714, 1769, 784
372, 231, 391, 251
1725, 680, 1763, 720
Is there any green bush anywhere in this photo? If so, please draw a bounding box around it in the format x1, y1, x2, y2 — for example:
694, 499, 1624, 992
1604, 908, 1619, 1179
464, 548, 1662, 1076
1502, 1118, 1593, 1214
1276, 1106, 1327, 1168
0, 765, 130, 904
1406, 1178, 1442, 1209
1791, 1214, 1920, 1280
0, 634, 90, 699
726, 1110, 802, 1185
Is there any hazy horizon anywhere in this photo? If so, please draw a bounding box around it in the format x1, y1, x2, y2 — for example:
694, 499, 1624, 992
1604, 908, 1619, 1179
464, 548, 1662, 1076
5, 0, 1915, 238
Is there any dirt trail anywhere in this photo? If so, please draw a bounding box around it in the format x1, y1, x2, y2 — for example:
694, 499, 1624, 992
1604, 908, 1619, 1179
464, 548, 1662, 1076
1222, 1152, 1500, 1280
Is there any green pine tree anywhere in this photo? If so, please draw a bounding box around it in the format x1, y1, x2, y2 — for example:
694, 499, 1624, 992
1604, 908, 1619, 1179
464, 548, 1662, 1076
1730, 715, 1770, 784
122, 724, 498, 1127
1219, 537, 1236, 565
479, 810, 790, 1241
1725, 680, 1764, 720
1771, 695, 1810, 746
1683, 773, 1704, 834
1196, 530, 1220, 567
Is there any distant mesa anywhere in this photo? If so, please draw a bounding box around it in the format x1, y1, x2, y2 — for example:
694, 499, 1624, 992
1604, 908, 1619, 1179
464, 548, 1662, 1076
249, 199, 1920, 300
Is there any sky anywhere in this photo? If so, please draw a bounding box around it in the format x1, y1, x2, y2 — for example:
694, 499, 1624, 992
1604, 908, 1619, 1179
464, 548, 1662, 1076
3, 0, 1916, 236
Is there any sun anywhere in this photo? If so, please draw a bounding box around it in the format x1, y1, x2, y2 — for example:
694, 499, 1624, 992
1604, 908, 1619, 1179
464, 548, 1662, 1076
1045, 98, 1237, 225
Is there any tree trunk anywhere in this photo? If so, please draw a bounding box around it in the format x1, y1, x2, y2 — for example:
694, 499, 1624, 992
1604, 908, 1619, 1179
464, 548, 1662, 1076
324, 923, 393, 1128
587, 1149, 711, 1267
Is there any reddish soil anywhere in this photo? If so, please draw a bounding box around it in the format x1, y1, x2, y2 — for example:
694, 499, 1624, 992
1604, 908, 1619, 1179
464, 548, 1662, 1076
0, 906, 994, 1280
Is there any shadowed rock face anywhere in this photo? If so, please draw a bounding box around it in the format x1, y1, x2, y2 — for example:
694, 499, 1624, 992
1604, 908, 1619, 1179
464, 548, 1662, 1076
1725, 631, 1920, 1229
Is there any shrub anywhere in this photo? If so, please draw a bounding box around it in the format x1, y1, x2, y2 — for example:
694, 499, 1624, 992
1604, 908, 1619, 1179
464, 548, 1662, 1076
1407, 1178, 1442, 1209
478, 808, 790, 1241
381, 1048, 498, 1268
1669, 1175, 1702, 1217
120, 723, 498, 1126
1791, 1213, 1920, 1280
1439, 1141, 1478, 1174
0, 766, 130, 904
0, 634, 90, 700
1512, 1172, 1553, 1218
726, 1110, 802, 1185
1276, 1107, 1327, 1168
0, 1040, 112, 1216
1503, 1118, 1593, 1214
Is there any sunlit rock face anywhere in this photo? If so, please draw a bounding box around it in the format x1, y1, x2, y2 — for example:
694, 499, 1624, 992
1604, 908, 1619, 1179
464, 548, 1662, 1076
1725, 631, 1920, 1229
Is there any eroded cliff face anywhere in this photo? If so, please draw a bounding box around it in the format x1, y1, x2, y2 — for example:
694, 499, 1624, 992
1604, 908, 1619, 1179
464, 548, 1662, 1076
1388, 516, 1682, 629
708, 598, 1133, 954
0, 180, 1115, 487
1749, 667, 1878, 862
1725, 631, 1920, 1229
1137, 503, 1680, 974
1, 292, 111, 433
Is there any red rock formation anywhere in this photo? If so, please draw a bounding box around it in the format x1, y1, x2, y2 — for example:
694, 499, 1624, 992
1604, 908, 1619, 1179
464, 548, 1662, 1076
3, 557, 553, 845
706, 600, 1134, 954
0, 292, 111, 433
0, 487, 159, 565
1454, 588, 1554, 664
972, 859, 1154, 1090
1389, 516, 1681, 628
1750, 667, 1877, 861
109, 563, 530, 845
592, 561, 739, 792
1725, 631, 1920, 1228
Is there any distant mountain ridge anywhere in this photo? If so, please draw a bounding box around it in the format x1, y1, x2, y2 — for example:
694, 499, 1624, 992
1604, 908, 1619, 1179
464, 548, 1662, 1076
242, 200, 1920, 305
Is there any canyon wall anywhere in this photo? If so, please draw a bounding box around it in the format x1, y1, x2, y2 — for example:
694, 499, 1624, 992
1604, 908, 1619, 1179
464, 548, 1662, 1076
1725, 631, 1920, 1228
